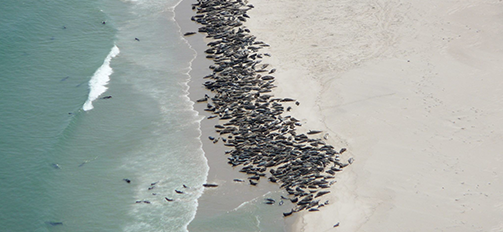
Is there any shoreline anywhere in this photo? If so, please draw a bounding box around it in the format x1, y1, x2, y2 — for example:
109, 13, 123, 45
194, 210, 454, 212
174, 0, 352, 231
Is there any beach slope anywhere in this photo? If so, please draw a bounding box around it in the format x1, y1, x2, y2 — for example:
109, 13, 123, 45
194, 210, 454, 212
246, 0, 503, 231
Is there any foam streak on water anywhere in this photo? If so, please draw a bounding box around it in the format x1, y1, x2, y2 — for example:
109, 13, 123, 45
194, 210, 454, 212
82, 45, 120, 111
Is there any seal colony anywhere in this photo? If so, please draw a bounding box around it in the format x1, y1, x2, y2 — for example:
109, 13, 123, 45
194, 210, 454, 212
189, 0, 351, 215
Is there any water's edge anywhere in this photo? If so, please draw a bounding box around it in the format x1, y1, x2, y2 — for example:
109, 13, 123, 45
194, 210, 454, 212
173, 1, 298, 231
172, 0, 213, 230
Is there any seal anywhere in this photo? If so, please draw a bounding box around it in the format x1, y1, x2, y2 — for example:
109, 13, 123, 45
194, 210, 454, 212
46, 221, 63, 226
202, 183, 218, 187
283, 210, 293, 217
190, 0, 350, 216
184, 32, 197, 36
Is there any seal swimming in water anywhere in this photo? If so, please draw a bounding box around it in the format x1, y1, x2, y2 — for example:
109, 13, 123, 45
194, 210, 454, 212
46, 221, 63, 226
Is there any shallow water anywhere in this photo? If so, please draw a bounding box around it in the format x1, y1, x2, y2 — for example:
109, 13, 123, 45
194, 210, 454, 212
0, 0, 207, 231
1, 0, 299, 230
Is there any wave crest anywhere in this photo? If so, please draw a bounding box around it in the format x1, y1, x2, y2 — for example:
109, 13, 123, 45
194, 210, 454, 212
82, 45, 120, 111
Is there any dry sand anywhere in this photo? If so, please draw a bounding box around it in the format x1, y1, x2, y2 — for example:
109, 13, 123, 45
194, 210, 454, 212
245, 0, 503, 231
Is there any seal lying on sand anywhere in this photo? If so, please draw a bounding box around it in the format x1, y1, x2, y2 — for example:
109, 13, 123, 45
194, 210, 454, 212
202, 183, 218, 187
191, 0, 351, 216
184, 32, 197, 36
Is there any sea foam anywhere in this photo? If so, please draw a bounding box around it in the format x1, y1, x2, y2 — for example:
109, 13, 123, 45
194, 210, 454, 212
82, 45, 120, 111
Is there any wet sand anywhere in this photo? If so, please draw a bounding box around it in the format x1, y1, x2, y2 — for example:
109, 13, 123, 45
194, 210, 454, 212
175, 1, 299, 231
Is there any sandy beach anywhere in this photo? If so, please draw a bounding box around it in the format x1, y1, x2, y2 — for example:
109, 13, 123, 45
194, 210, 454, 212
244, 0, 503, 231
176, 1, 299, 231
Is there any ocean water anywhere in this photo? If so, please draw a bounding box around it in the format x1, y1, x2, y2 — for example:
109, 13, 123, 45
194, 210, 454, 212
0, 0, 208, 231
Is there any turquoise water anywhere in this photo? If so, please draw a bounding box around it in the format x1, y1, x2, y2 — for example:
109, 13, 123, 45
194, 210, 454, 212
0, 0, 295, 231
0, 0, 208, 231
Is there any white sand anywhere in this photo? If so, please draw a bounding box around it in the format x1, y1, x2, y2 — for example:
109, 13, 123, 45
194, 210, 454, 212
246, 0, 503, 231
